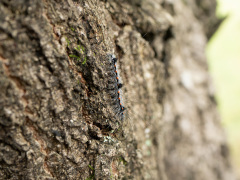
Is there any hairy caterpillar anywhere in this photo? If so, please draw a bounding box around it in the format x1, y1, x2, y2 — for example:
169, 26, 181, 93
105, 54, 126, 122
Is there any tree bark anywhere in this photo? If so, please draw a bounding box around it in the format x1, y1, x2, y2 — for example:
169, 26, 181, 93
0, 0, 236, 179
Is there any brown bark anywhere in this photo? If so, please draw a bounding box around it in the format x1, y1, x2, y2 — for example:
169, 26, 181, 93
0, 0, 236, 179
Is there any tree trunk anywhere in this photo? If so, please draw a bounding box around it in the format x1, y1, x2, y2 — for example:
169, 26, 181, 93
0, 0, 236, 179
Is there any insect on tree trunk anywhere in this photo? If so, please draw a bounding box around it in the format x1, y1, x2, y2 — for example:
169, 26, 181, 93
0, 0, 237, 179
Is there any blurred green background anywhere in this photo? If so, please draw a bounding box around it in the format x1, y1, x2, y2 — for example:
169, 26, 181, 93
207, 0, 240, 175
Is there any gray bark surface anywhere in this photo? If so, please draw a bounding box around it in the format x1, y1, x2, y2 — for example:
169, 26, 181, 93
0, 0, 236, 179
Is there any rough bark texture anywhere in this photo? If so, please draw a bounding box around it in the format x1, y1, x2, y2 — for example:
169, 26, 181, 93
0, 0, 236, 179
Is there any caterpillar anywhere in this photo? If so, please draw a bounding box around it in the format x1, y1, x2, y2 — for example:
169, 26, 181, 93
106, 54, 126, 122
